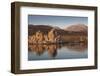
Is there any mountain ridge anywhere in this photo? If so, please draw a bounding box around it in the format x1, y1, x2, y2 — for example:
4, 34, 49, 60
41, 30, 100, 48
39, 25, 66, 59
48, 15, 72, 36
28, 24, 87, 36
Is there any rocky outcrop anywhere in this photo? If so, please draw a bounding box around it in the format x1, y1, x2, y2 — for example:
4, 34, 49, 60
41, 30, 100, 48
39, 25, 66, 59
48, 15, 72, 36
48, 29, 56, 42
28, 28, 61, 44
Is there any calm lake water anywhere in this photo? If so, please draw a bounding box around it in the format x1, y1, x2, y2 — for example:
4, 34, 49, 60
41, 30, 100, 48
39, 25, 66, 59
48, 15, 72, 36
28, 43, 88, 61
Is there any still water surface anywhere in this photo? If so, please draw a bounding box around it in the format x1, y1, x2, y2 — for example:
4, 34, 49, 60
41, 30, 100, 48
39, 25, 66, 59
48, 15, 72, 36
28, 43, 87, 60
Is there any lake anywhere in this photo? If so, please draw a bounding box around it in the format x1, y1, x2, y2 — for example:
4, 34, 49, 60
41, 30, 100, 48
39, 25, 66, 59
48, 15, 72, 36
28, 42, 88, 61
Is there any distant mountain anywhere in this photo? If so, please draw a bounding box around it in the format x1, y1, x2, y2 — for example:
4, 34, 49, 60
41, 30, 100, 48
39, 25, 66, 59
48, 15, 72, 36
28, 25, 53, 35
64, 24, 87, 32
53, 26, 61, 29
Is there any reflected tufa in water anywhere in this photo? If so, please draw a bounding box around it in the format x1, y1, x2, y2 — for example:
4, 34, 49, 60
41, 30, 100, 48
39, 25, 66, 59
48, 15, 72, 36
28, 42, 87, 58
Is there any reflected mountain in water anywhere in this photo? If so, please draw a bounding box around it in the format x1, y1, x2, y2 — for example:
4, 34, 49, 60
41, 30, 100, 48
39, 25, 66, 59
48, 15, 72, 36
64, 42, 87, 51
28, 42, 87, 60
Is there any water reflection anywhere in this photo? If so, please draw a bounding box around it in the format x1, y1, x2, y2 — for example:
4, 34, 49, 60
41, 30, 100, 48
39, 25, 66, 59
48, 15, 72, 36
64, 42, 87, 51
28, 42, 87, 60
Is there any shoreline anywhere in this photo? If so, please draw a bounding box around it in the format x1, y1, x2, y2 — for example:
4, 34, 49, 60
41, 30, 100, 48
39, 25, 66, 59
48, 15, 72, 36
28, 41, 86, 45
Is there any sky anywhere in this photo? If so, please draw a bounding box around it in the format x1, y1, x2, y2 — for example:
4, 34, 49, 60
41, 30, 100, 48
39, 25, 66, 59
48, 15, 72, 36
28, 15, 88, 29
